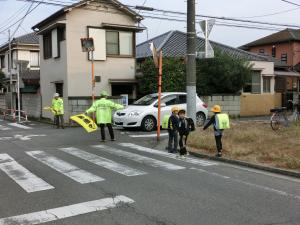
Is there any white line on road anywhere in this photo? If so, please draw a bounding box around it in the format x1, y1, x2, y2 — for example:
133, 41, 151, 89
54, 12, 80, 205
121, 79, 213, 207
8, 123, 32, 130
60, 147, 146, 176
0, 195, 134, 225
119, 143, 217, 166
0, 125, 11, 131
0, 154, 54, 193
190, 167, 300, 200
93, 145, 186, 171
129, 133, 168, 138
26, 151, 104, 184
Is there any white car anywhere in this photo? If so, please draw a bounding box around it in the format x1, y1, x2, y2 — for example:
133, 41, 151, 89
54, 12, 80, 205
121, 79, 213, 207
113, 92, 208, 131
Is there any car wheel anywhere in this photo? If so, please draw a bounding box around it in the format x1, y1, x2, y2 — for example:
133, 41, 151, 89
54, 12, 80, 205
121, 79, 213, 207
196, 112, 206, 127
141, 116, 156, 132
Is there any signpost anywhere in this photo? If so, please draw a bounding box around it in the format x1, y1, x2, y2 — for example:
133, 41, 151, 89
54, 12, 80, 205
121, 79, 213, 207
149, 42, 162, 141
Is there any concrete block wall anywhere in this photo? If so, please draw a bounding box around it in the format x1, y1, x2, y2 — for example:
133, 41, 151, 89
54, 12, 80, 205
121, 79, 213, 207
22, 94, 42, 118
201, 95, 241, 116
0, 94, 6, 109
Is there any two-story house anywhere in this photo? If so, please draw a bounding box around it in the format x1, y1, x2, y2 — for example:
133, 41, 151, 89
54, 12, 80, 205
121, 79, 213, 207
32, 0, 144, 121
241, 29, 300, 106
0, 32, 41, 117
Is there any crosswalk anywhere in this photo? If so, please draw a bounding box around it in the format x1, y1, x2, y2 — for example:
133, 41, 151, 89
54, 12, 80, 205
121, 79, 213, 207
0, 122, 33, 131
0, 144, 217, 194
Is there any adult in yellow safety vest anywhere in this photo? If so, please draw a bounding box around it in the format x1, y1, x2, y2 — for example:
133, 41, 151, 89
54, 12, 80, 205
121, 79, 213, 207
86, 91, 124, 142
52, 93, 64, 129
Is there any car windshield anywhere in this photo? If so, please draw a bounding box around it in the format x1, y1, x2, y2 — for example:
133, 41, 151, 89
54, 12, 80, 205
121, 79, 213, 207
133, 94, 158, 106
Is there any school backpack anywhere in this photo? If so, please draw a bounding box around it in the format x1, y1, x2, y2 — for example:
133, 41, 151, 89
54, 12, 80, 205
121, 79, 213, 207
162, 114, 170, 129
187, 118, 195, 131
215, 113, 230, 129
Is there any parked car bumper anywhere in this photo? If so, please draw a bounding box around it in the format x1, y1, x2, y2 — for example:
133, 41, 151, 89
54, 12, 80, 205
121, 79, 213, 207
113, 115, 143, 128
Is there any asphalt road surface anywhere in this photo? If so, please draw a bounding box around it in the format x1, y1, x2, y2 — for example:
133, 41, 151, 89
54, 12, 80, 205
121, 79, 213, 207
0, 119, 299, 225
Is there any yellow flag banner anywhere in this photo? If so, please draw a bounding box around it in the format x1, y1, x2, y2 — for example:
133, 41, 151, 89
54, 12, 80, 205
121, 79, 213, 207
70, 114, 98, 133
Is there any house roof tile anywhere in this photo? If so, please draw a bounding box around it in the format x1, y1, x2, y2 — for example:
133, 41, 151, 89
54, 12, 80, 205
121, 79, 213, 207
136, 30, 286, 67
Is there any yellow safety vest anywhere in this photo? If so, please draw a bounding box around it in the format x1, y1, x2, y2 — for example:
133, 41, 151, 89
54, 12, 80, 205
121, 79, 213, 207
215, 113, 230, 129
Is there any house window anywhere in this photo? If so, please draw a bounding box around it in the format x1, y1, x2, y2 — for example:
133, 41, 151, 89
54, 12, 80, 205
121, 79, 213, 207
58, 27, 66, 42
263, 77, 271, 93
0, 55, 5, 68
106, 31, 119, 55
272, 45, 276, 58
30, 51, 39, 67
244, 71, 261, 94
43, 32, 52, 59
106, 30, 133, 56
259, 49, 265, 54
281, 53, 287, 63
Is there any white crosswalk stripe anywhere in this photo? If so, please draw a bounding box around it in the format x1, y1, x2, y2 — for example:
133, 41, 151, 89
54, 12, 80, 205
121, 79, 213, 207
59, 147, 147, 176
0, 125, 11, 131
26, 151, 104, 184
0, 195, 134, 225
119, 143, 218, 166
7, 123, 32, 130
93, 145, 186, 171
0, 154, 54, 193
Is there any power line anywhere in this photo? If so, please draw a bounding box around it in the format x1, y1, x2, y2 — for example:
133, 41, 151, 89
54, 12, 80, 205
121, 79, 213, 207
281, 0, 300, 7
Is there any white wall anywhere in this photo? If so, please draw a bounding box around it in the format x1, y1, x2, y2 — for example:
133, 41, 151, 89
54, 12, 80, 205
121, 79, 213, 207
65, 6, 137, 97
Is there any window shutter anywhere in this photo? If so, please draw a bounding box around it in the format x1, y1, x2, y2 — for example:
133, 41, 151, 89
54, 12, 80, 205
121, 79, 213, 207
88, 28, 106, 60
30, 52, 39, 67
51, 29, 59, 58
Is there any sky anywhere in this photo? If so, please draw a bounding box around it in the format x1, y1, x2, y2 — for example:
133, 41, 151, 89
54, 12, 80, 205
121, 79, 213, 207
0, 0, 300, 47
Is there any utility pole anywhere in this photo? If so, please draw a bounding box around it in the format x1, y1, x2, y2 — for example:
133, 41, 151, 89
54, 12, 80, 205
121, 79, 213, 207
8, 29, 13, 112
186, 0, 197, 123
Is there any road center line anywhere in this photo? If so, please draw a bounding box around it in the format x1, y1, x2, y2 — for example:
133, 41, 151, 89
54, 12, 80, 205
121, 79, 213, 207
0, 195, 134, 225
0, 154, 54, 193
26, 151, 104, 184
93, 145, 185, 171
119, 143, 217, 166
59, 147, 146, 176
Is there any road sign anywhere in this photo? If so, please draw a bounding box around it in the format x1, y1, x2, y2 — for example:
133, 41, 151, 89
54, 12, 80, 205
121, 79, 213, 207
81, 38, 94, 52
149, 42, 159, 68
197, 19, 215, 59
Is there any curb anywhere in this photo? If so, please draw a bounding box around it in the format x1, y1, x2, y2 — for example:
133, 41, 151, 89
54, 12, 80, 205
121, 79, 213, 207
189, 151, 300, 179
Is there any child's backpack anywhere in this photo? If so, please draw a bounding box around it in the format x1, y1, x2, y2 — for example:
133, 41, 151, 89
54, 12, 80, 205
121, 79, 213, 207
187, 118, 195, 131
215, 113, 230, 129
162, 114, 170, 129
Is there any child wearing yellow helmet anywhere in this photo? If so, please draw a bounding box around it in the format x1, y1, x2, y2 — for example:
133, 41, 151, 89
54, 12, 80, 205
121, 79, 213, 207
166, 106, 179, 153
203, 105, 224, 157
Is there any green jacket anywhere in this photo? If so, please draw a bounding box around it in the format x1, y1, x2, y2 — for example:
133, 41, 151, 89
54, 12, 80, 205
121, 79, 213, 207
52, 98, 64, 115
86, 98, 124, 124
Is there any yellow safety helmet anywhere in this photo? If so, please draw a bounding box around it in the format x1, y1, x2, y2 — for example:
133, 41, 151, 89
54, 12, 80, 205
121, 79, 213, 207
211, 105, 221, 113
171, 106, 180, 113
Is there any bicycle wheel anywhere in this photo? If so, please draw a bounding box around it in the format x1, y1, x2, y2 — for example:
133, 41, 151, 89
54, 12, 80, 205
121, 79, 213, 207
270, 113, 280, 130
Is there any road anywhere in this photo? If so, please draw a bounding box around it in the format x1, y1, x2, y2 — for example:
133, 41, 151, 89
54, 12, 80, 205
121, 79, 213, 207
0, 119, 299, 225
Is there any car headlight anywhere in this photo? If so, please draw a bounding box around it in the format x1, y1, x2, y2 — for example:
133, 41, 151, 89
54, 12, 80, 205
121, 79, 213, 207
128, 111, 142, 117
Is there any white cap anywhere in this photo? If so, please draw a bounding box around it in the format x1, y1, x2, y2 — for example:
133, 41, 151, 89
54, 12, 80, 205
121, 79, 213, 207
54, 93, 59, 97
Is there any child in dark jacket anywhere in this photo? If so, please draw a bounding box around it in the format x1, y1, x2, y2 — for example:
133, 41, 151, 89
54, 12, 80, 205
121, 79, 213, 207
203, 105, 223, 157
167, 106, 179, 153
178, 109, 195, 157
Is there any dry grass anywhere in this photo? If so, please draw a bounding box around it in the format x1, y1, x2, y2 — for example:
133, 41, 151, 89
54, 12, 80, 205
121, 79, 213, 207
188, 122, 300, 171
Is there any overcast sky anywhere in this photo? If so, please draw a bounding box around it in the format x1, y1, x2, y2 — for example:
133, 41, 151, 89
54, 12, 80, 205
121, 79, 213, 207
0, 0, 299, 47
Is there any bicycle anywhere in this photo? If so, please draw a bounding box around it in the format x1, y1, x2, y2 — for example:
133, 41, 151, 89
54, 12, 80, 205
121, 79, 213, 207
270, 107, 289, 131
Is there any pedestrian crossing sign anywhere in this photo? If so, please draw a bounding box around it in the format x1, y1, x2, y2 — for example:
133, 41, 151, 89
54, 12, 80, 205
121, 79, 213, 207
70, 114, 98, 133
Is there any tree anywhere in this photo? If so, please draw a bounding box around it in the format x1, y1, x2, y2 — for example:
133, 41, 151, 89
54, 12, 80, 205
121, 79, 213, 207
138, 58, 186, 95
138, 51, 252, 96
196, 50, 252, 95
0, 70, 5, 90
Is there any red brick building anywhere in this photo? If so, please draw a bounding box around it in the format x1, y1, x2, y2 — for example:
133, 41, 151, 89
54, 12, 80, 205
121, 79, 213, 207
241, 29, 300, 70
241, 29, 300, 107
